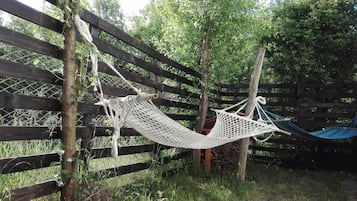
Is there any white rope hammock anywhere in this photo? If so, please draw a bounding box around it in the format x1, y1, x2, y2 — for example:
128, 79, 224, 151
74, 15, 280, 157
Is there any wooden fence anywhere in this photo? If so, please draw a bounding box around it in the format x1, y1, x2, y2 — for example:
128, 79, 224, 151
1, 1, 357, 200
216, 83, 357, 170
0, 1, 198, 200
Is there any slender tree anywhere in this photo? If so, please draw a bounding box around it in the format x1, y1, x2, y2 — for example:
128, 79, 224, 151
60, 0, 80, 200
132, 0, 262, 86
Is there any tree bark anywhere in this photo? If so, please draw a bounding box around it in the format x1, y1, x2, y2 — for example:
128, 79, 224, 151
237, 48, 265, 181
194, 21, 213, 165
195, 22, 214, 133
61, 0, 80, 200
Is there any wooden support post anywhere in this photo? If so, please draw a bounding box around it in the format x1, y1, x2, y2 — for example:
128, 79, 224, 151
150, 61, 162, 158
194, 149, 202, 167
237, 48, 265, 181
194, 22, 213, 169
204, 148, 211, 174
60, 1, 80, 200
151, 61, 163, 102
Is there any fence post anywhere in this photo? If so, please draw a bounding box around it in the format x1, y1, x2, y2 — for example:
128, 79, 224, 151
237, 48, 265, 181
150, 61, 163, 158
216, 83, 222, 109
151, 61, 162, 103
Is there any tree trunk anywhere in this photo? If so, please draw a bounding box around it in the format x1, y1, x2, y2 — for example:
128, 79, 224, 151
195, 22, 214, 133
194, 21, 213, 165
61, 1, 80, 200
237, 48, 265, 181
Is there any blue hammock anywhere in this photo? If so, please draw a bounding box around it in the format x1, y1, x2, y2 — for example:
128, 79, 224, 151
264, 111, 357, 140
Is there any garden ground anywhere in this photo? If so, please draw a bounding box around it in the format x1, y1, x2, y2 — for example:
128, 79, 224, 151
106, 162, 357, 201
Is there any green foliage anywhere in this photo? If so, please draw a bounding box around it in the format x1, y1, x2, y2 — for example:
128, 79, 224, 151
91, 0, 125, 29
262, 0, 357, 84
132, 0, 266, 86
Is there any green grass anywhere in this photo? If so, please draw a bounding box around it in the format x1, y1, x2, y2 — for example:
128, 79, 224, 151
110, 162, 349, 201
0, 139, 351, 201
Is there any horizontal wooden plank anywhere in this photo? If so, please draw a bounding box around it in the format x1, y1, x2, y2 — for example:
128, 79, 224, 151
167, 114, 197, 121
0, 59, 61, 85
0, 126, 141, 141
0, 92, 103, 114
95, 151, 190, 179
0, 26, 63, 59
159, 99, 199, 110
94, 127, 141, 137
299, 102, 357, 108
299, 83, 357, 89
0, 144, 159, 174
97, 62, 160, 90
298, 92, 357, 99
0, 126, 62, 141
219, 92, 296, 98
299, 112, 356, 118
219, 99, 296, 107
8, 180, 59, 201
0, 92, 61, 111
95, 162, 151, 178
99, 84, 136, 97
92, 36, 161, 75
220, 83, 296, 89
91, 144, 155, 158
0, 0, 63, 33
161, 85, 200, 99
0, 153, 59, 174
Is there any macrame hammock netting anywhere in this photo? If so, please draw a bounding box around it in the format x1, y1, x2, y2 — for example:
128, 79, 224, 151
74, 15, 280, 157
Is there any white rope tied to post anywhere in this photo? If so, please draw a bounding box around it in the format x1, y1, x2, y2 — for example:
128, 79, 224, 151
74, 15, 145, 157
74, 15, 140, 95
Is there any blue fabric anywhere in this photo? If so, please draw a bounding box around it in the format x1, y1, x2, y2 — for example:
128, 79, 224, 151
310, 128, 357, 139
264, 110, 357, 140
